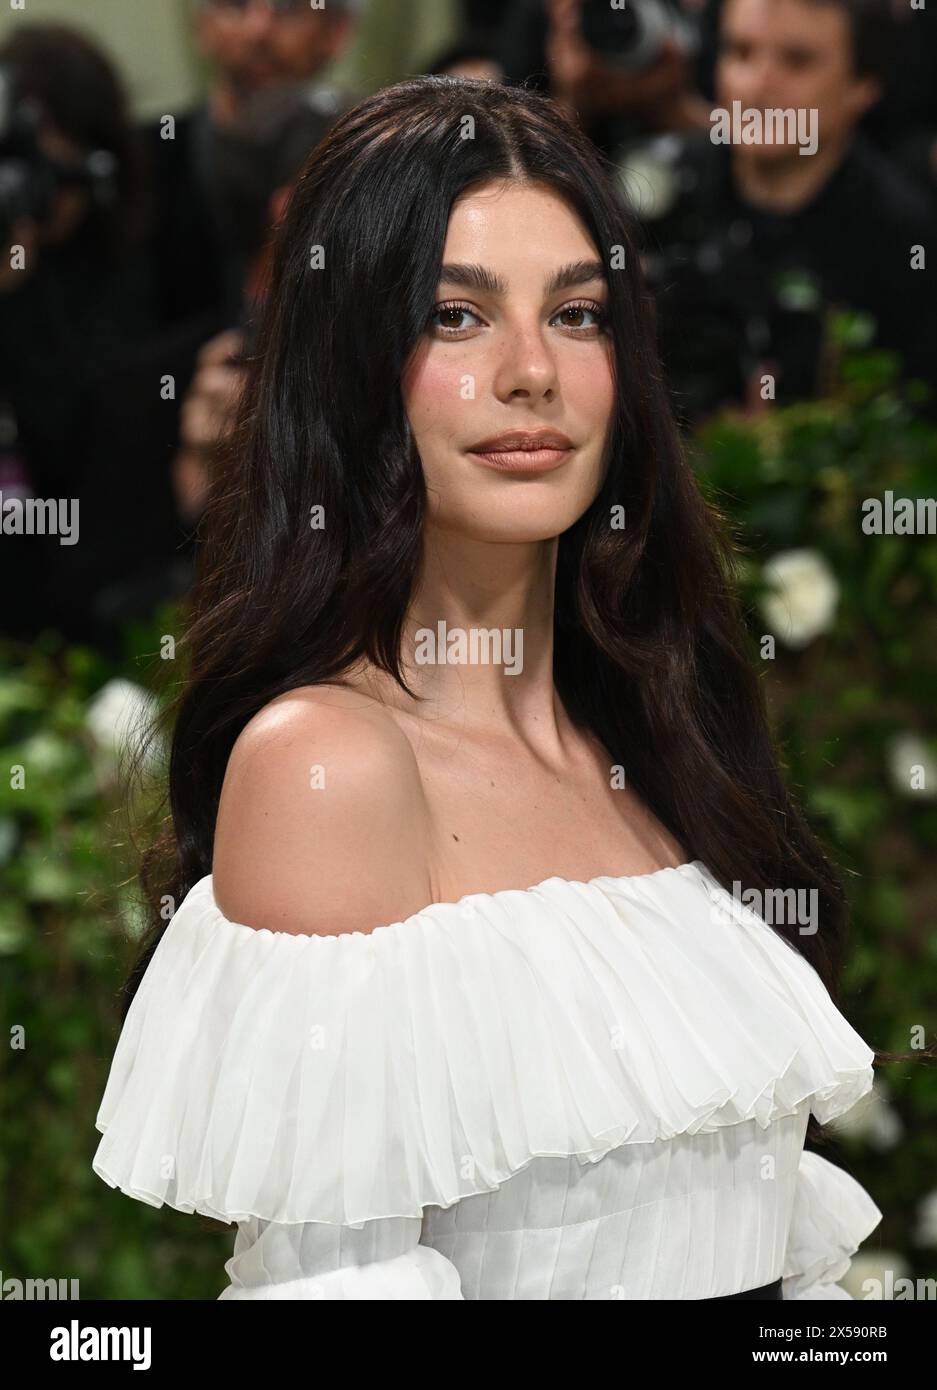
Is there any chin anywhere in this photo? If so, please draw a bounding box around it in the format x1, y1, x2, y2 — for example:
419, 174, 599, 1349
433, 496, 596, 544
738, 143, 801, 163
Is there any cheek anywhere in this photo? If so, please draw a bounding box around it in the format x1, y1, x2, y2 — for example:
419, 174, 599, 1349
402, 353, 474, 444
402, 344, 616, 448
817, 79, 849, 125
565, 350, 616, 429
276, 34, 313, 69
716, 60, 747, 101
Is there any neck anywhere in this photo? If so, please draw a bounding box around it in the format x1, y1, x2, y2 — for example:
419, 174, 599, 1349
209, 78, 245, 129
731, 135, 850, 213
358, 529, 573, 753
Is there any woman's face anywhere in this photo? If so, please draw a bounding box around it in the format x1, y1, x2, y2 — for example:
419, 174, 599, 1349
401, 180, 616, 542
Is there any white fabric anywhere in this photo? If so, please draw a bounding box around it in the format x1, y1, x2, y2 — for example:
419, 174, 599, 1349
92, 860, 882, 1299
782, 1149, 884, 1300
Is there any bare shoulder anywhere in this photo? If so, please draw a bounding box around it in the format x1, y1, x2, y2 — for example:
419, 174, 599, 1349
212, 684, 435, 935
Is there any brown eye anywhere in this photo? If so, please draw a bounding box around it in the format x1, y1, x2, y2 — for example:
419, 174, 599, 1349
551, 301, 608, 333
429, 302, 482, 335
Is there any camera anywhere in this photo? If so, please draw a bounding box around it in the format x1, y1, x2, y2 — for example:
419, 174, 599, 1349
579, 0, 696, 72
0, 61, 118, 243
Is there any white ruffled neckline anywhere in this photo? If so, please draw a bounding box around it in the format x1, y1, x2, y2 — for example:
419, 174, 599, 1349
203, 858, 708, 942
92, 857, 876, 1227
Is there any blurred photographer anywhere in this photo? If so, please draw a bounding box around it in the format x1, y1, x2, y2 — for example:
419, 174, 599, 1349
632, 0, 937, 421
496, 0, 713, 153
143, 0, 362, 334
147, 0, 363, 528
0, 24, 188, 647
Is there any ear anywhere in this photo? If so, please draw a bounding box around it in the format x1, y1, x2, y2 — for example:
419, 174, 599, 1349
323, 14, 355, 62
849, 74, 882, 121
193, 12, 217, 58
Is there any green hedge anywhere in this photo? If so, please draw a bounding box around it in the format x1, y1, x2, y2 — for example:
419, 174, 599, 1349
690, 336, 937, 1290
0, 618, 230, 1298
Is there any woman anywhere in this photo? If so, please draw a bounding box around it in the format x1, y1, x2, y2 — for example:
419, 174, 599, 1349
92, 76, 887, 1300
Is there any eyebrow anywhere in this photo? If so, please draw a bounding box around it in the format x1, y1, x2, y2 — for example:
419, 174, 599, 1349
437, 258, 607, 297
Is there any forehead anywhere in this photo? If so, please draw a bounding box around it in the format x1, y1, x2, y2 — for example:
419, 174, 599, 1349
721, 0, 849, 46
442, 181, 597, 256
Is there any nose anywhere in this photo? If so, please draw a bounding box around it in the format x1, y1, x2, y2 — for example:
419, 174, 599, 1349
492, 320, 560, 403
731, 52, 776, 107
244, 0, 276, 35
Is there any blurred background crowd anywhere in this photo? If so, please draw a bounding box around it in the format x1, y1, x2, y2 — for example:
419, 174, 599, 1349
1, 0, 936, 647
2, 0, 936, 1300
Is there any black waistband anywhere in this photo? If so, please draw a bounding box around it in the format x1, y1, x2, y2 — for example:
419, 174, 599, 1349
703, 1277, 783, 1301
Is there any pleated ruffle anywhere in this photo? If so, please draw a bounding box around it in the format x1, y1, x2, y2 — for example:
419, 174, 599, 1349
783, 1150, 883, 1299
92, 861, 875, 1226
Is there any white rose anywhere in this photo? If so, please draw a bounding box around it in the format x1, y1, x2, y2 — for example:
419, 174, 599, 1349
760, 548, 839, 649
616, 140, 679, 220
913, 1189, 937, 1247
84, 678, 161, 784
846, 1251, 910, 1300
886, 732, 937, 800
827, 1078, 902, 1148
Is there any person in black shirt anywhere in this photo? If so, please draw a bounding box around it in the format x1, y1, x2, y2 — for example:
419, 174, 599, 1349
697, 0, 937, 199
140, 0, 361, 334
140, 0, 363, 529
0, 24, 190, 648
637, 0, 937, 419
494, 0, 713, 156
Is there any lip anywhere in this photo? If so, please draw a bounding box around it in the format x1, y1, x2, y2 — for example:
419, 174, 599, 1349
468, 430, 574, 452
466, 429, 575, 473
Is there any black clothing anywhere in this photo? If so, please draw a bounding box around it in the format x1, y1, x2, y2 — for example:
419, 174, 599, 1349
139, 87, 349, 332
0, 222, 194, 649
637, 133, 937, 418
704, 1277, 783, 1300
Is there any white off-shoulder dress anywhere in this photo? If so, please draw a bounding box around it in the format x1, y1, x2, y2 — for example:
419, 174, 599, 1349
91, 860, 882, 1300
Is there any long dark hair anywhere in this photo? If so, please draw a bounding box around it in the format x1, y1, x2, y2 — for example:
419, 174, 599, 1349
124, 77, 921, 1135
